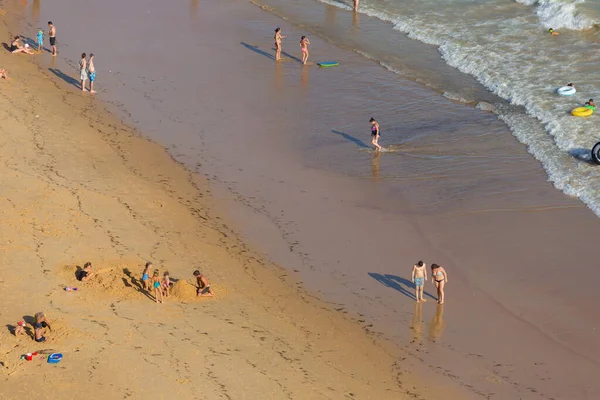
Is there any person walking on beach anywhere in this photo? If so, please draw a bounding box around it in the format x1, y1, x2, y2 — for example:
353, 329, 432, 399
370, 117, 382, 151
431, 264, 448, 304
274, 27, 286, 61
79, 53, 88, 91
141, 262, 152, 291
87, 53, 97, 93
48, 21, 57, 56
193, 270, 214, 297
411, 261, 427, 303
300, 36, 311, 65
36, 29, 43, 52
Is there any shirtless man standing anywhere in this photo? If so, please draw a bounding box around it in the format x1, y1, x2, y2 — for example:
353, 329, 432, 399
193, 270, 214, 297
48, 21, 57, 56
87, 53, 96, 93
411, 261, 427, 302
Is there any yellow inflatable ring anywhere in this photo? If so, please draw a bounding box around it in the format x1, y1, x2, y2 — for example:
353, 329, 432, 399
571, 107, 594, 117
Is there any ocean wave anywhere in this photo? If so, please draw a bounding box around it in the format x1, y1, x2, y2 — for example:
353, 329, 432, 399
516, 0, 597, 30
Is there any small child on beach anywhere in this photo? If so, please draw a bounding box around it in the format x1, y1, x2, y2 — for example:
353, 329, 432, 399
152, 270, 163, 303
36, 29, 43, 52
300, 36, 311, 65
141, 262, 152, 291
162, 271, 171, 298
13, 321, 26, 336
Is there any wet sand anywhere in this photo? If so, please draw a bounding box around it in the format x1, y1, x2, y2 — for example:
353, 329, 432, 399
3, 0, 599, 399
0, 4, 465, 399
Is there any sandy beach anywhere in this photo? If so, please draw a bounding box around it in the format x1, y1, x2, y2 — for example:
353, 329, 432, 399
1, 0, 599, 399
0, 2, 475, 399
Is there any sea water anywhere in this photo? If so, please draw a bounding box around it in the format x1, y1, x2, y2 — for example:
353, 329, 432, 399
268, 0, 600, 216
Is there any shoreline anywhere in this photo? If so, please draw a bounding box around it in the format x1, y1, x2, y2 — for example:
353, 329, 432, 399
0, 3, 466, 399
2, 0, 599, 399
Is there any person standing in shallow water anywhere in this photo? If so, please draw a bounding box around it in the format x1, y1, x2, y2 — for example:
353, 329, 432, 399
353, 0, 359, 12
411, 261, 427, 303
431, 263, 448, 304
300, 36, 311, 65
370, 117, 382, 151
274, 27, 286, 61
48, 21, 57, 56
79, 53, 88, 92
87, 53, 97, 94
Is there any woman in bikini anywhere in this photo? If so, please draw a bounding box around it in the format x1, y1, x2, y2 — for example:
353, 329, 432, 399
10, 36, 34, 54
300, 36, 311, 65
274, 27, 286, 61
370, 117, 382, 151
431, 264, 448, 304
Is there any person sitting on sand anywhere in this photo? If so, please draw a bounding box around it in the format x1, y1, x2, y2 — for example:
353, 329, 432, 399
10, 36, 34, 54
13, 321, 26, 336
548, 28, 559, 36
152, 270, 163, 304
162, 271, 171, 298
193, 270, 214, 297
411, 261, 427, 303
141, 262, 152, 291
431, 264, 448, 304
34, 312, 51, 342
0, 69, 10, 80
300, 36, 311, 65
77, 261, 94, 281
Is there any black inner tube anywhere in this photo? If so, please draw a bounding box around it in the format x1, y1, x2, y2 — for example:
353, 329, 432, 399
592, 142, 600, 165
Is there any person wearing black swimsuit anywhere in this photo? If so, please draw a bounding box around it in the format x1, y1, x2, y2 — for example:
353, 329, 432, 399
370, 117, 382, 151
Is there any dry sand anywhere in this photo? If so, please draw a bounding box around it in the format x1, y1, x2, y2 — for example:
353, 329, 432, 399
0, 11, 465, 400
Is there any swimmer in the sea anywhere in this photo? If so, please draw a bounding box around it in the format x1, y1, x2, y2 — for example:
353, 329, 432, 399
300, 36, 310, 65
584, 101, 595, 110
274, 27, 287, 61
370, 117, 382, 152
589, 98, 596, 108
567, 82, 574, 88
548, 28, 559, 36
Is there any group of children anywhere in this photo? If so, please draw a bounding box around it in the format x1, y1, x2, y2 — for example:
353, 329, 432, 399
140, 262, 170, 304
13, 312, 51, 342
140, 262, 214, 303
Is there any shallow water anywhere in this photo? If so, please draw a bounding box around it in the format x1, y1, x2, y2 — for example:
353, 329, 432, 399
12, 0, 600, 398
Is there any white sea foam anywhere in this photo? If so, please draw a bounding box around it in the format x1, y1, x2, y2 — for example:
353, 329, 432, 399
314, 0, 600, 217
516, 0, 598, 30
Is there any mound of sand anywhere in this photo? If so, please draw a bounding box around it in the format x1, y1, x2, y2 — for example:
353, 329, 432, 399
170, 280, 198, 301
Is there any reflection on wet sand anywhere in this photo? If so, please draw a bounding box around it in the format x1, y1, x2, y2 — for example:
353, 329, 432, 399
326, 5, 336, 25
352, 11, 359, 29
428, 304, 445, 342
190, 0, 199, 17
371, 151, 380, 179
274, 60, 283, 90
301, 64, 309, 88
32, 0, 40, 21
410, 301, 423, 343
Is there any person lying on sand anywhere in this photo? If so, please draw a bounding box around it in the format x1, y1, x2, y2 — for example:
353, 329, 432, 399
193, 270, 214, 297
13, 321, 26, 336
77, 262, 94, 281
10, 36, 34, 54
411, 260, 427, 303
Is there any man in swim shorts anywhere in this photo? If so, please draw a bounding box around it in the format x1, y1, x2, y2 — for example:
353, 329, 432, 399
193, 270, 214, 297
48, 21, 57, 56
411, 261, 427, 303
87, 53, 97, 93
79, 53, 88, 91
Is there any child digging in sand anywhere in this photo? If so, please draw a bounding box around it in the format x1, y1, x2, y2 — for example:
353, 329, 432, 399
162, 271, 171, 298
193, 270, 214, 297
152, 270, 163, 303
13, 321, 26, 336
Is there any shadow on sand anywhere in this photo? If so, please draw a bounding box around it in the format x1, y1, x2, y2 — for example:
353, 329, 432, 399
48, 68, 80, 89
332, 130, 371, 149
241, 42, 275, 60
368, 273, 436, 301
